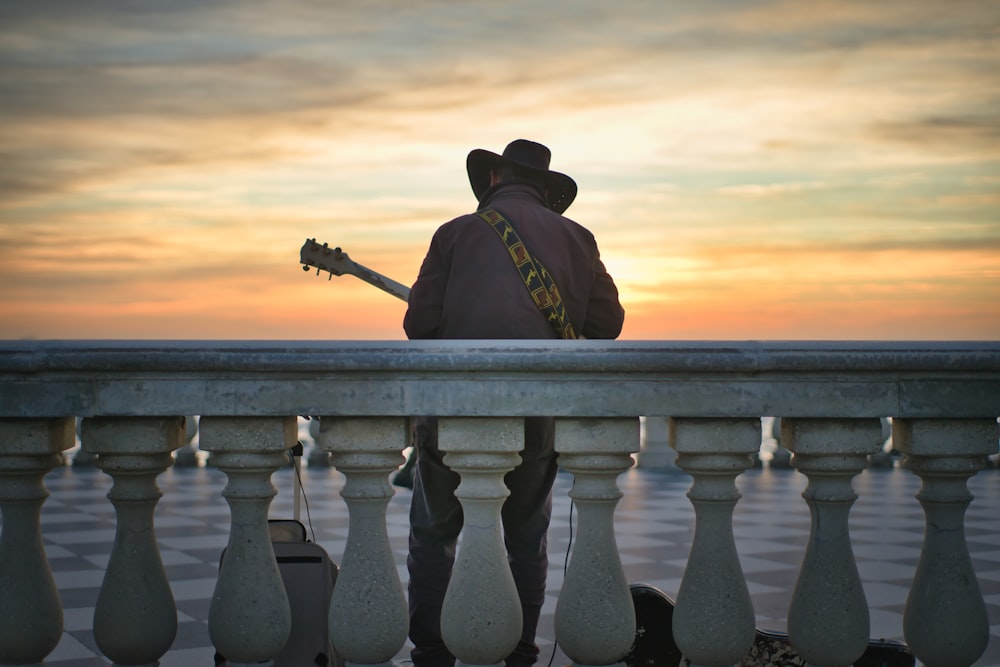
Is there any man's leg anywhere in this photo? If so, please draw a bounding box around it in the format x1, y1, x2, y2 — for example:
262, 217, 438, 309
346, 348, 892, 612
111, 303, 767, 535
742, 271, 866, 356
407, 417, 463, 667
502, 417, 558, 667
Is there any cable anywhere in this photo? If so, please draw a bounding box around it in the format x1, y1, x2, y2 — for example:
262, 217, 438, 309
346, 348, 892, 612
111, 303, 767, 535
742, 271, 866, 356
564, 500, 575, 573
292, 446, 317, 542
546, 499, 575, 667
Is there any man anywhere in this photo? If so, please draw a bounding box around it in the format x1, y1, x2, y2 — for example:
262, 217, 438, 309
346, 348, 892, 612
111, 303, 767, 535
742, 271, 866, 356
403, 139, 625, 667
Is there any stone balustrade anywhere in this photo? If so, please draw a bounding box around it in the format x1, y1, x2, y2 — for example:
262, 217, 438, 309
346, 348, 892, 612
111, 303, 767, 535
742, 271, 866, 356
0, 340, 998, 667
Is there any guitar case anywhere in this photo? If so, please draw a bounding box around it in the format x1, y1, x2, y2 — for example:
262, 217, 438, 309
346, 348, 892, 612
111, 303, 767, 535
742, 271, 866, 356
623, 583, 914, 667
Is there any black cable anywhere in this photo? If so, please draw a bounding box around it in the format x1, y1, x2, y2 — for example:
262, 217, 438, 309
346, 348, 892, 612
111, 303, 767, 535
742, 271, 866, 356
564, 500, 575, 573
547, 499, 575, 667
292, 448, 317, 542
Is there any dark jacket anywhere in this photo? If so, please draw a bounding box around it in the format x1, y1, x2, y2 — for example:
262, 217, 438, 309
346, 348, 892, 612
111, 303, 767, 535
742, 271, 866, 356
404, 183, 624, 339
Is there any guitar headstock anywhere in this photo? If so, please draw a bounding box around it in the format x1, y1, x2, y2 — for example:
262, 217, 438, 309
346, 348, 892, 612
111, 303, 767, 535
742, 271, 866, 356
300, 238, 358, 279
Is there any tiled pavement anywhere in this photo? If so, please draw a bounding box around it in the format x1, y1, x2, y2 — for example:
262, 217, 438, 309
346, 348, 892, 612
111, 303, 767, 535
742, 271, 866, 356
15, 444, 1000, 667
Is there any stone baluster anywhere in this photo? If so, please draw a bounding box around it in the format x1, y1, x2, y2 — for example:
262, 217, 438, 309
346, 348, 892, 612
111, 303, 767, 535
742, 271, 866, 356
0, 418, 75, 666
80, 417, 185, 666
554, 418, 639, 667
670, 417, 759, 667
200, 416, 296, 666
173, 415, 200, 467
318, 417, 409, 666
637, 416, 677, 470
894, 418, 997, 667
782, 418, 883, 667
439, 417, 524, 667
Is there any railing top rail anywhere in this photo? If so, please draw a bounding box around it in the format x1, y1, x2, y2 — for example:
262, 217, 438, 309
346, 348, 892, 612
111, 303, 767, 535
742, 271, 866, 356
2, 339, 999, 374
1, 340, 998, 419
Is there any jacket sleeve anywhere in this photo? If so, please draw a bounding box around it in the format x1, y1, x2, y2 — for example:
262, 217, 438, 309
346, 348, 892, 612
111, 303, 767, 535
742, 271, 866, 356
403, 230, 450, 340
580, 253, 625, 340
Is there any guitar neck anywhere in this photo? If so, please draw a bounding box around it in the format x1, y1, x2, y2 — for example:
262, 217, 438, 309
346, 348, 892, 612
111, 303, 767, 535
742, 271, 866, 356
347, 263, 410, 302
299, 238, 410, 302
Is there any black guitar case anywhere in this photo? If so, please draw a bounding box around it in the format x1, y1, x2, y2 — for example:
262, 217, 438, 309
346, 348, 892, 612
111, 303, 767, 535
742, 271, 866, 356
624, 583, 914, 667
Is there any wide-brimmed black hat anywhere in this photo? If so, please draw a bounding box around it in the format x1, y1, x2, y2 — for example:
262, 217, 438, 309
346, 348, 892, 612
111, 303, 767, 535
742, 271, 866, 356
467, 139, 578, 213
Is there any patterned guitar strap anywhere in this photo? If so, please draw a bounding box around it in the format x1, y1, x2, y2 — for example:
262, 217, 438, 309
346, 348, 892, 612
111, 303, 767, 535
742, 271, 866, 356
478, 208, 577, 339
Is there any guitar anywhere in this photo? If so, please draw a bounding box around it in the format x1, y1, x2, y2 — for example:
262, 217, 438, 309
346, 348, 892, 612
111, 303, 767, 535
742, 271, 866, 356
299, 238, 410, 302
626, 584, 913, 667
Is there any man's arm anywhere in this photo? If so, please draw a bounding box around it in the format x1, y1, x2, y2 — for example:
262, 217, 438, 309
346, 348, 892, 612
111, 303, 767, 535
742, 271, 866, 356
403, 233, 450, 340
580, 254, 625, 340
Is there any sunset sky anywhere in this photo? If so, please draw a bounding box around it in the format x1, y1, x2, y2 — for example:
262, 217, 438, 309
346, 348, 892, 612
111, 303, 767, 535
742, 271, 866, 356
2, 1, 998, 341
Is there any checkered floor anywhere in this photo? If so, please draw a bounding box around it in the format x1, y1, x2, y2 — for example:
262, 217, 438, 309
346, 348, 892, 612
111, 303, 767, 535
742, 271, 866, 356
16, 442, 1000, 667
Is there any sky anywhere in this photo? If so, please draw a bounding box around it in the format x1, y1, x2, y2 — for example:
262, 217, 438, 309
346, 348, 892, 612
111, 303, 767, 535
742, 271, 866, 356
1, 0, 998, 341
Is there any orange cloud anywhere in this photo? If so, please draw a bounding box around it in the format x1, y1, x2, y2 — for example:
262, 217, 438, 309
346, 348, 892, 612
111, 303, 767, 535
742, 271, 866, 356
2, 1, 998, 342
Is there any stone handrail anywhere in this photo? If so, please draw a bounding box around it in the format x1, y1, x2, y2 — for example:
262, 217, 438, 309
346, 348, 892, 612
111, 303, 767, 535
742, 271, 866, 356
0, 340, 998, 667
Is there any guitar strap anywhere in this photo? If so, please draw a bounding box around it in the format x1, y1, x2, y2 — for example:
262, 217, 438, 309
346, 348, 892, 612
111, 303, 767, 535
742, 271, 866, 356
477, 208, 577, 340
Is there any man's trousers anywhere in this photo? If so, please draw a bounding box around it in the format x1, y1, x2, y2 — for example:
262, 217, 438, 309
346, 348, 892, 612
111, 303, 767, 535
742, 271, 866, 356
406, 416, 558, 667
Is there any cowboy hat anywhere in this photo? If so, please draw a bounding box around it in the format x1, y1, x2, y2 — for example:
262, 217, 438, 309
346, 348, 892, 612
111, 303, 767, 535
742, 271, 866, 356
466, 139, 578, 214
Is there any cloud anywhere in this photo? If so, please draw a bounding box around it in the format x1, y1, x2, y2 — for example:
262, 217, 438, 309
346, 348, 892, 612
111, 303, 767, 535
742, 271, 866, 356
2, 0, 998, 340
718, 182, 830, 198
869, 115, 1000, 157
